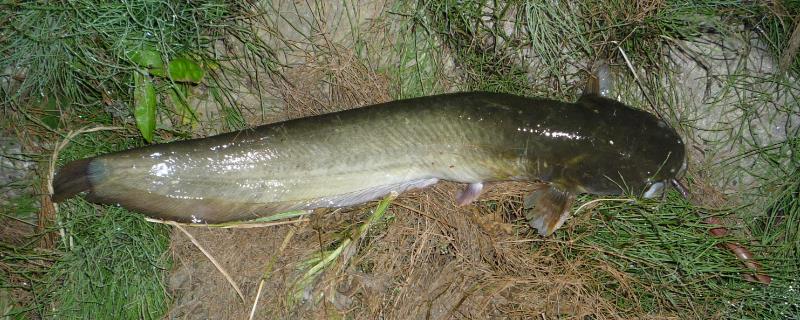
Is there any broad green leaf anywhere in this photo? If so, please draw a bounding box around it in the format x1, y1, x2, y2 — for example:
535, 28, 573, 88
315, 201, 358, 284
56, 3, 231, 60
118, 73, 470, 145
148, 66, 167, 78
128, 47, 164, 70
167, 57, 205, 83
133, 71, 157, 143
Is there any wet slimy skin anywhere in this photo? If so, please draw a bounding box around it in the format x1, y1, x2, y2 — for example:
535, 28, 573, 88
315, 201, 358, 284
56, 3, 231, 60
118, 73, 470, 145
53, 92, 686, 235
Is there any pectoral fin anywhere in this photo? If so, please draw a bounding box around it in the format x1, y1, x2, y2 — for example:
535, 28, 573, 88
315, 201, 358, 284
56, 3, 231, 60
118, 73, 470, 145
524, 185, 575, 236
456, 183, 484, 206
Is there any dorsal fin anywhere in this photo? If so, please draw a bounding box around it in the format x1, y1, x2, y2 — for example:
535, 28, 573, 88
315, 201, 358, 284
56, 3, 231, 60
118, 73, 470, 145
583, 62, 612, 97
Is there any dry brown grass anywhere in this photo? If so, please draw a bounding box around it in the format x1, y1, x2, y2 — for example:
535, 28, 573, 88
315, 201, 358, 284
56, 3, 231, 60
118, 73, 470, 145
168, 181, 668, 319
269, 45, 393, 119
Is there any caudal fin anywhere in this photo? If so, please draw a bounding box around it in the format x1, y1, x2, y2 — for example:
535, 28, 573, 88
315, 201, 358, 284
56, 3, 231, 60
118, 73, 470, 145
52, 158, 94, 202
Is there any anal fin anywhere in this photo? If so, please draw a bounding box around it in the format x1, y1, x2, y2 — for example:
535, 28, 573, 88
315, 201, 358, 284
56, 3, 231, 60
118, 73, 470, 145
456, 182, 483, 206
524, 185, 575, 236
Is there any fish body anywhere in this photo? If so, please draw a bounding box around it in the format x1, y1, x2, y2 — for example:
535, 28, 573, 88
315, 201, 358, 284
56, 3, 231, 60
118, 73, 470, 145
53, 92, 686, 235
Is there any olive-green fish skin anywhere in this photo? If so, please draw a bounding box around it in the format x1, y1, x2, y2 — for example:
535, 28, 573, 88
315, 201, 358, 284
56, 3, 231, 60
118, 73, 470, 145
54, 92, 685, 223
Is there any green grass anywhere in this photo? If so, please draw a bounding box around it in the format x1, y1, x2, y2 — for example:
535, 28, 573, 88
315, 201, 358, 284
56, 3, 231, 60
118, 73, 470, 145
754, 167, 800, 261
37, 200, 172, 319
0, 0, 273, 134
1, 1, 220, 105
421, 0, 534, 96
562, 192, 800, 317
381, 1, 450, 98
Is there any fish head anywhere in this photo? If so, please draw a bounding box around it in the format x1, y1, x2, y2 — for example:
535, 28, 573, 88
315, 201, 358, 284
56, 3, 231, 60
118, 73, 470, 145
639, 118, 688, 199
570, 95, 687, 198
615, 117, 687, 199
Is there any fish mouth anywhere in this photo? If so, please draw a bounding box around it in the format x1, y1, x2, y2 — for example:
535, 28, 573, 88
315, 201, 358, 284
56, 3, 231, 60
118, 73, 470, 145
643, 178, 690, 199
645, 157, 688, 199
643, 181, 666, 199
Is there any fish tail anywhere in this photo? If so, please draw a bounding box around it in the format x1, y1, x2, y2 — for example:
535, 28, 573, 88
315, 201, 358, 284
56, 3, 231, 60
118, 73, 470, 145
52, 158, 94, 202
